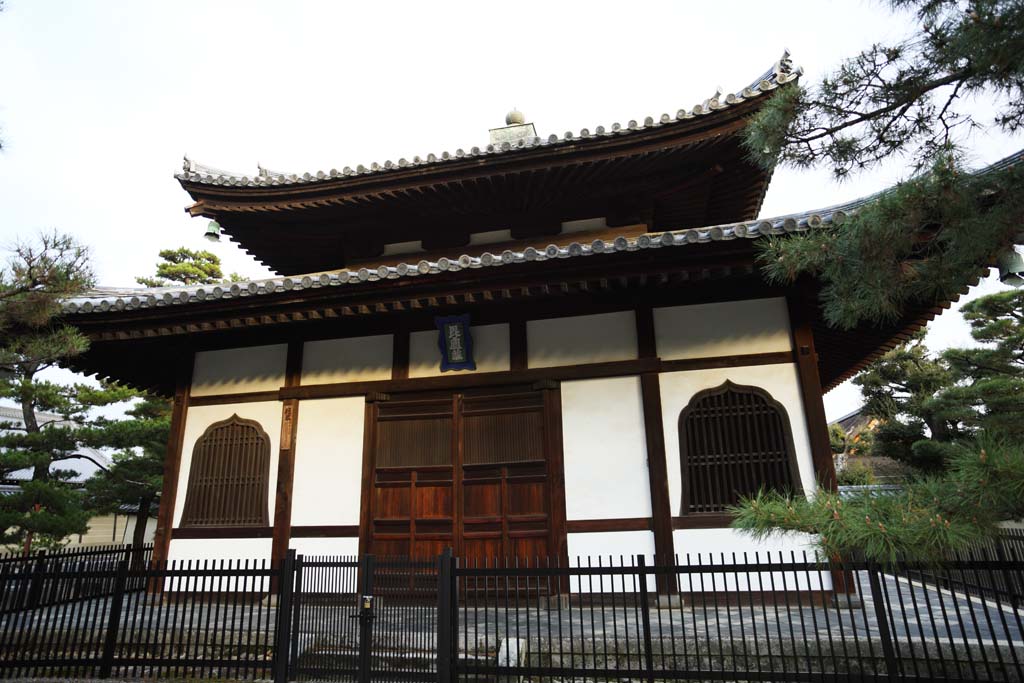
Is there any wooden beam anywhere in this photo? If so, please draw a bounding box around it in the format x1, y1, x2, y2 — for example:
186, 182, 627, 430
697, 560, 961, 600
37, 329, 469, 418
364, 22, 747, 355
510, 319, 527, 371
270, 341, 304, 570
392, 329, 410, 380
787, 297, 838, 491
150, 354, 192, 589
640, 373, 675, 593
636, 306, 656, 359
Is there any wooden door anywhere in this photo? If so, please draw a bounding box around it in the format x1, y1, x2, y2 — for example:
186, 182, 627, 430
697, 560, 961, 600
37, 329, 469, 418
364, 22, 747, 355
366, 386, 559, 562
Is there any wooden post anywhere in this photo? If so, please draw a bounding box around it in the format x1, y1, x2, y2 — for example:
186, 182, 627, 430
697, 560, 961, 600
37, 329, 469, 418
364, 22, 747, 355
150, 354, 193, 588
271, 342, 304, 572
786, 298, 838, 491
640, 373, 676, 593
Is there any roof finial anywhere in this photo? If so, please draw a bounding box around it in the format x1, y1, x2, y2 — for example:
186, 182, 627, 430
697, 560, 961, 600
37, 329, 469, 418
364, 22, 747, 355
506, 108, 525, 125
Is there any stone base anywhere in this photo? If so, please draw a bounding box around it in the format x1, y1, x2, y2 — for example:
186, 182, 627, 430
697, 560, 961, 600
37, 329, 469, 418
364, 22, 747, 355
832, 592, 862, 609
655, 593, 686, 609
544, 593, 570, 610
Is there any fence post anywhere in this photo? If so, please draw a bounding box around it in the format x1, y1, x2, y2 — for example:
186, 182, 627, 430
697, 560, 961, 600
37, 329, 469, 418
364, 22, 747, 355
866, 561, 900, 682
274, 549, 296, 683
357, 554, 376, 683
290, 554, 304, 672
637, 555, 655, 683
99, 559, 129, 679
26, 550, 47, 609
437, 547, 453, 683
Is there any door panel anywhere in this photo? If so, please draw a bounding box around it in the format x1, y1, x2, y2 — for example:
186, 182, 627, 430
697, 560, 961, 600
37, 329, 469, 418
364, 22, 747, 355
368, 386, 560, 562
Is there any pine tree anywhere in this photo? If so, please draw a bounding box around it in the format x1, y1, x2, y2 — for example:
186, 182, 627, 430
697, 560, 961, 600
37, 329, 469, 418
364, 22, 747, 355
135, 248, 242, 287
743, 0, 1024, 330
0, 232, 104, 553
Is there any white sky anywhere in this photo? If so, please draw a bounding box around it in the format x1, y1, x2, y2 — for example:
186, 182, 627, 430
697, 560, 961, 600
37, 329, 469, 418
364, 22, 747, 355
0, 0, 1018, 420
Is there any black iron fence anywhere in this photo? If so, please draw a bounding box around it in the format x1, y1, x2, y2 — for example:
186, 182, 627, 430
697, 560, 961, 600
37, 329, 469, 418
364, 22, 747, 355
447, 552, 1024, 683
0, 544, 153, 613
0, 544, 1022, 682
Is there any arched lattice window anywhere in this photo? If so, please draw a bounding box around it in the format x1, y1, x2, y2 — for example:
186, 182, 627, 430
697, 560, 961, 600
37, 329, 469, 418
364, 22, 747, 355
180, 415, 271, 527
678, 381, 801, 516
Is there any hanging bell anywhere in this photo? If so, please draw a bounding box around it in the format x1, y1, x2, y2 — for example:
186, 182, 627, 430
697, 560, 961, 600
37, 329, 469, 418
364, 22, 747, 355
997, 247, 1024, 287
204, 220, 222, 243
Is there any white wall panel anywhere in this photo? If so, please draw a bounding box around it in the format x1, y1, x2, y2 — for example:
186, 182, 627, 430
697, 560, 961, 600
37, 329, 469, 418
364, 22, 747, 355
672, 528, 828, 590
302, 336, 393, 385
289, 537, 359, 557
567, 531, 656, 591
654, 298, 791, 360
291, 397, 365, 527
408, 324, 510, 378
561, 376, 652, 521
166, 538, 273, 590
173, 401, 283, 528
659, 363, 816, 523
528, 311, 637, 368
191, 344, 287, 396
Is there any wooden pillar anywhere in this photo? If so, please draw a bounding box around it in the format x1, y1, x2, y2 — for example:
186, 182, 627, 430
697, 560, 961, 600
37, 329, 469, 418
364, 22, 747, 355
786, 298, 838, 491
636, 307, 675, 591
150, 354, 193, 585
270, 341, 304, 569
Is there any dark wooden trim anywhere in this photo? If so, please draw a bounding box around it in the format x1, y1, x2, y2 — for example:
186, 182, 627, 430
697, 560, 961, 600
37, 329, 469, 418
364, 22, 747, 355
282, 358, 661, 400
640, 373, 675, 592
150, 354, 192, 583
636, 307, 656, 359
510, 319, 527, 371
271, 341, 303, 570
290, 525, 359, 538
172, 526, 274, 539
566, 518, 653, 533
357, 401, 378, 556
392, 330, 410, 380
787, 297, 838, 491
188, 390, 280, 406
671, 513, 734, 530
659, 351, 793, 373
543, 387, 568, 588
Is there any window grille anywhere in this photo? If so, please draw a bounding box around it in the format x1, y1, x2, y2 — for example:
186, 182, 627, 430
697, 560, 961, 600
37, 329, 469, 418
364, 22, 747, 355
179, 415, 271, 527
678, 381, 801, 515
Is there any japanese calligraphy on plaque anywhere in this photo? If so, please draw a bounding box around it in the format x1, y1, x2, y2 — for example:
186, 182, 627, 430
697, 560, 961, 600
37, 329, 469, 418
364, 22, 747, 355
434, 314, 475, 372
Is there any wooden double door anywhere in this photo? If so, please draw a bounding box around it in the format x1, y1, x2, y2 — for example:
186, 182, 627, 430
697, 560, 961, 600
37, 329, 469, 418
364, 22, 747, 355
363, 385, 564, 561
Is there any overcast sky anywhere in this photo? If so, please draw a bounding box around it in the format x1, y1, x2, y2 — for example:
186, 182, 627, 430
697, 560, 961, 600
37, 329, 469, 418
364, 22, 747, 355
0, 0, 1018, 419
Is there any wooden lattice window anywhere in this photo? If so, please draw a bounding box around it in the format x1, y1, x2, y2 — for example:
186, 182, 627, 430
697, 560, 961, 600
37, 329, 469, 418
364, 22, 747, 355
180, 415, 271, 527
678, 381, 802, 515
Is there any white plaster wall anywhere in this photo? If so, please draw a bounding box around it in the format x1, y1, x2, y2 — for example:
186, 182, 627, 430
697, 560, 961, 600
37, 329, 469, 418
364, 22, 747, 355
528, 311, 637, 368
561, 376, 652, 521
659, 363, 816, 518
302, 335, 393, 385
289, 537, 360, 558
672, 528, 828, 591
173, 401, 284, 529
191, 344, 287, 396
654, 298, 791, 360
166, 538, 273, 590
290, 397, 365, 527
408, 324, 510, 378
567, 531, 656, 592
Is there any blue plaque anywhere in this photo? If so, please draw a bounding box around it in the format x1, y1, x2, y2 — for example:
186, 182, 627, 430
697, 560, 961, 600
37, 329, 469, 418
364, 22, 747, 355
435, 314, 475, 372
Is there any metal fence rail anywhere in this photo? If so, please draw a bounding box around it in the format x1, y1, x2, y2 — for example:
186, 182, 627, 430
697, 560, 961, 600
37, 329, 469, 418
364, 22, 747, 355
0, 544, 153, 614
449, 552, 1024, 683
0, 556, 283, 680
0, 546, 1022, 682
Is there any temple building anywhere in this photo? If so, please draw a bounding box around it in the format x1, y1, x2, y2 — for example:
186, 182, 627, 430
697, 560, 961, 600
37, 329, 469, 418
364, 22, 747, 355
60, 52, 979, 572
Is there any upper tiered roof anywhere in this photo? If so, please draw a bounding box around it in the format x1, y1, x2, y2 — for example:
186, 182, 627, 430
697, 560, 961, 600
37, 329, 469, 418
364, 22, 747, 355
176, 53, 800, 275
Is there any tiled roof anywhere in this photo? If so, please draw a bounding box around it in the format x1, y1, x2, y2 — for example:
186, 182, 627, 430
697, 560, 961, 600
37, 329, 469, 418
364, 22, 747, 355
175, 52, 800, 188
66, 150, 1024, 318
63, 204, 847, 314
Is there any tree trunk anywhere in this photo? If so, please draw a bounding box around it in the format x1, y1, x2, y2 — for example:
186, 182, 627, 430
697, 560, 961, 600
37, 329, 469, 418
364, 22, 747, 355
132, 495, 152, 569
